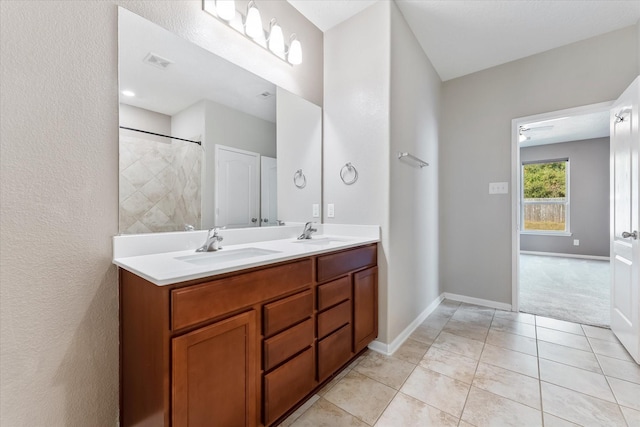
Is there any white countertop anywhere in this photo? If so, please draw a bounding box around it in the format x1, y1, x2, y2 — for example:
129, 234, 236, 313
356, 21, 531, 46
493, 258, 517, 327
113, 224, 380, 286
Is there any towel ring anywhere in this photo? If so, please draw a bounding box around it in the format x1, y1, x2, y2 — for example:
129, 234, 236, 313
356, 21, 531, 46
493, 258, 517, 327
340, 162, 358, 185
293, 169, 306, 189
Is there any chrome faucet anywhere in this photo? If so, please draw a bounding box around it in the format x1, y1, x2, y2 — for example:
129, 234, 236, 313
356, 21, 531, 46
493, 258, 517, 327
196, 227, 224, 252
297, 222, 317, 240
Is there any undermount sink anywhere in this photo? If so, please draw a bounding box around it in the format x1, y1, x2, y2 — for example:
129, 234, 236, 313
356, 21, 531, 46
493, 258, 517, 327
292, 237, 348, 245
176, 247, 281, 265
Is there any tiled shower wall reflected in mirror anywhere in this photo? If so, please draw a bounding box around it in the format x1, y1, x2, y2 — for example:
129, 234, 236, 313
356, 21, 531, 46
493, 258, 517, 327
119, 131, 202, 233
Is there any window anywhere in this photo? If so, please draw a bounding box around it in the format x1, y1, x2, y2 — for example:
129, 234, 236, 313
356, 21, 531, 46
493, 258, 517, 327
521, 160, 569, 233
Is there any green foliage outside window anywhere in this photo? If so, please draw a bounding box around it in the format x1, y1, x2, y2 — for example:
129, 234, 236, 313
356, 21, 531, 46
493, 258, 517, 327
523, 162, 566, 199
523, 161, 567, 231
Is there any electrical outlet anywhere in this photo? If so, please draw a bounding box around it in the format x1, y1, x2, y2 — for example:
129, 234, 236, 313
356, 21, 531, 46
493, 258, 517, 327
327, 203, 335, 218
573, 239, 580, 246
489, 182, 509, 194
312, 204, 319, 218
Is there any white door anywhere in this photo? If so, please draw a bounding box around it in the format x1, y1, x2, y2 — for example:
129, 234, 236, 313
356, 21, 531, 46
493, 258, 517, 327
260, 157, 277, 226
610, 76, 640, 364
216, 145, 260, 228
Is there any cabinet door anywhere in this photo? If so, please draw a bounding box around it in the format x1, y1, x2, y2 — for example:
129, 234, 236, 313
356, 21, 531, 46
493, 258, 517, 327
172, 311, 257, 427
353, 267, 378, 353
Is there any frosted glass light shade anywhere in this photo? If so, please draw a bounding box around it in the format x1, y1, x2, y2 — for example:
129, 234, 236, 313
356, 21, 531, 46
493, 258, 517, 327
245, 3, 263, 40
216, 0, 236, 21
268, 19, 285, 57
288, 36, 302, 65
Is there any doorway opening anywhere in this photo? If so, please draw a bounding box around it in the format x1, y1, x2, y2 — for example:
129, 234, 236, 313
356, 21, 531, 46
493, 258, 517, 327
511, 102, 612, 327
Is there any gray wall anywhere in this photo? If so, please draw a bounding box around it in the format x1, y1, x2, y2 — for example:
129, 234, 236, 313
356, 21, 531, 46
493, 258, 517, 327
324, 1, 391, 342
0, 1, 322, 425
520, 137, 610, 257
440, 25, 638, 305
324, 1, 442, 347
388, 2, 442, 342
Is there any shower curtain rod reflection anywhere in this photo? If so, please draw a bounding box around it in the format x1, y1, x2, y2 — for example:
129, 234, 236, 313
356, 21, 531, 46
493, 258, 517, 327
119, 126, 202, 145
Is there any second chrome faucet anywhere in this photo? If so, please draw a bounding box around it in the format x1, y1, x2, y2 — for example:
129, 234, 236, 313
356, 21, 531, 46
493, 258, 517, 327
297, 222, 317, 240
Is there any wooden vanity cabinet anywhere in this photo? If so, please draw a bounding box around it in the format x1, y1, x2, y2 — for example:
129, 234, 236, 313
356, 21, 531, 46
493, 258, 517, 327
119, 244, 377, 427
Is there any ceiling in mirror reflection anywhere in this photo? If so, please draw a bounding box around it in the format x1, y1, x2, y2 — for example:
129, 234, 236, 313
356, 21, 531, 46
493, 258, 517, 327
119, 9, 276, 122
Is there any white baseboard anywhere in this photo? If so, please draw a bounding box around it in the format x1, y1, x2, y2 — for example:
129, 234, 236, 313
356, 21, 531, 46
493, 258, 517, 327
520, 251, 610, 261
443, 292, 512, 311
368, 294, 445, 356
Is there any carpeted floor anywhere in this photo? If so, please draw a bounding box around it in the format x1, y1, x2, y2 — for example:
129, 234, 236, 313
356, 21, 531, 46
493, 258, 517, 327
519, 254, 611, 327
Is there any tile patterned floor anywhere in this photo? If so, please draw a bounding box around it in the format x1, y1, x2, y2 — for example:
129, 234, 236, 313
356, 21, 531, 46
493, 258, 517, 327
280, 299, 640, 427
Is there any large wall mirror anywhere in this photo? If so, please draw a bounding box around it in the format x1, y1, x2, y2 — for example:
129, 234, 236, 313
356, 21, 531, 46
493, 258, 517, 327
118, 8, 321, 234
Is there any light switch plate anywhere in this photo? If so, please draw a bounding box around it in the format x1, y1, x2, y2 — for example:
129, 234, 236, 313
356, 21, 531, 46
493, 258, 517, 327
573, 239, 580, 246
327, 203, 335, 218
489, 182, 509, 194
312, 204, 319, 218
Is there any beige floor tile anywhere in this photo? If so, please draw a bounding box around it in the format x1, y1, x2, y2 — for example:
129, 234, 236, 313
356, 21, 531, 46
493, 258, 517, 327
458, 303, 496, 316
458, 421, 475, 427
537, 340, 602, 373
536, 316, 584, 335
433, 302, 460, 316
374, 392, 458, 427
543, 413, 581, 426
442, 318, 490, 342
410, 324, 440, 344
451, 310, 493, 327
588, 336, 634, 362
582, 325, 618, 342
607, 377, 640, 410
391, 338, 429, 364
421, 312, 452, 330
480, 343, 539, 378
419, 346, 478, 384
290, 397, 369, 427
486, 329, 537, 356
494, 310, 536, 325
353, 351, 415, 389
461, 386, 542, 427
597, 353, 640, 384
536, 327, 591, 351
323, 371, 396, 425
280, 395, 320, 427
431, 331, 485, 360
620, 406, 640, 426
541, 382, 627, 426
473, 362, 541, 409
317, 366, 351, 397
400, 366, 470, 418
539, 359, 616, 403
490, 317, 536, 338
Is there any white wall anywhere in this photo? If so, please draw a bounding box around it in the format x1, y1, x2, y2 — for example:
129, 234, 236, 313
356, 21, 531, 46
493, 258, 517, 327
119, 103, 171, 142
0, 1, 322, 425
388, 2, 442, 342
440, 26, 639, 305
324, 1, 391, 342
276, 87, 322, 224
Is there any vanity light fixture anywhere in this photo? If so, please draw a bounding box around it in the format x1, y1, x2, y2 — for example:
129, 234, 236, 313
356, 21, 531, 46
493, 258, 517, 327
268, 18, 285, 58
215, 0, 236, 21
244, 1, 263, 40
287, 34, 302, 65
203, 0, 303, 65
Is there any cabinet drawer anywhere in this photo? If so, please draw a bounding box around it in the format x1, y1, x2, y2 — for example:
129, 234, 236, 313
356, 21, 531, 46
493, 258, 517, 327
317, 245, 377, 283
317, 276, 350, 311
317, 300, 350, 340
264, 347, 315, 425
171, 259, 312, 330
263, 289, 313, 338
264, 318, 314, 371
317, 324, 352, 381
